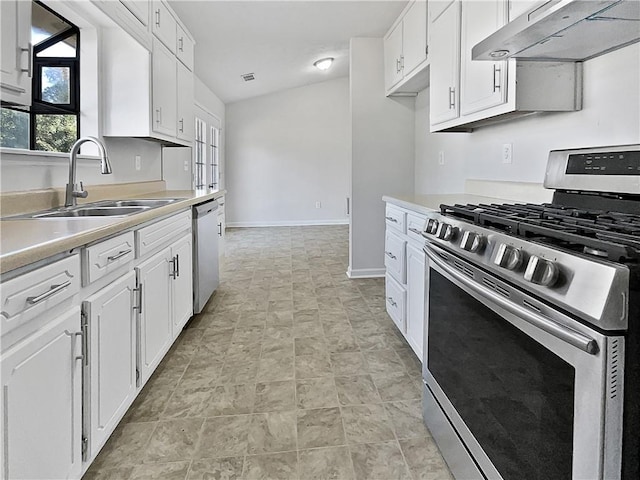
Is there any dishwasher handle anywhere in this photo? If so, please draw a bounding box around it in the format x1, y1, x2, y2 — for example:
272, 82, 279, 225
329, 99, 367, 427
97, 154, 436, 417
193, 200, 219, 218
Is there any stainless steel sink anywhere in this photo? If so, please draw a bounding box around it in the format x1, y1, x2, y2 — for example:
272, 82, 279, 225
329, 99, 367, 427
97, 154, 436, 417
31, 206, 149, 218
2, 197, 186, 220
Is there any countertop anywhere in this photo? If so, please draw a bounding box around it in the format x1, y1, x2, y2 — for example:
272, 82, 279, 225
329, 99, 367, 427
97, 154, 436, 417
0, 189, 226, 275
382, 193, 522, 215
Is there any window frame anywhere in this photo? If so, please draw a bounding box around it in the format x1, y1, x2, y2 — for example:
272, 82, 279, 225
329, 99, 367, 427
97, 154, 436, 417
1, 0, 81, 152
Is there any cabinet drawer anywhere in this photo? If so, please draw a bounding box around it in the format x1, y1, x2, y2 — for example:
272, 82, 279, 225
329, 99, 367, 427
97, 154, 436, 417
1, 255, 80, 336
385, 273, 406, 333
407, 212, 427, 245
385, 230, 406, 283
83, 232, 135, 285
385, 204, 406, 233
136, 210, 192, 258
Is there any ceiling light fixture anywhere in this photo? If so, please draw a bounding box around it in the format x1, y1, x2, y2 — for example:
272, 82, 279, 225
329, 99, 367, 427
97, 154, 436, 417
313, 57, 334, 71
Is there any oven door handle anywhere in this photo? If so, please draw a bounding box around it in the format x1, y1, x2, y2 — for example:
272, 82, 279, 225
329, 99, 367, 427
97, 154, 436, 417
424, 245, 599, 355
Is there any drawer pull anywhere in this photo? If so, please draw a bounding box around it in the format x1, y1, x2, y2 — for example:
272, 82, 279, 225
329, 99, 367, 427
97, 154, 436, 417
107, 249, 132, 262
387, 297, 397, 307
385, 216, 398, 223
385, 251, 397, 260
408, 227, 422, 235
26, 281, 72, 305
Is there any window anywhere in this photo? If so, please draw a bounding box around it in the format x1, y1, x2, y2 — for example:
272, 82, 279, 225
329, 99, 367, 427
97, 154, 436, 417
0, 1, 80, 152
209, 126, 220, 190
194, 117, 206, 189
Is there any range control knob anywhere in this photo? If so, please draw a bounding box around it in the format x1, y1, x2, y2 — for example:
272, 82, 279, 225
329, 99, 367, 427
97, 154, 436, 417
425, 218, 439, 235
494, 243, 524, 271
460, 231, 485, 253
435, 222, 457, 241
524, 256, 559, 287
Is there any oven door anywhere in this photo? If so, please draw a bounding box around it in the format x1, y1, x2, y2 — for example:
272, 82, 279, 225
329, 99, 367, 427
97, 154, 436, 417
422, 242, 623, 480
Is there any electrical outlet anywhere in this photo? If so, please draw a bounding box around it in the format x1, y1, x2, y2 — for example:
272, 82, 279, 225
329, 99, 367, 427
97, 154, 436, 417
438, 151, 445, 166
135, 155, 141, 171
502, 143, 513, 164
315, 201, 321, 209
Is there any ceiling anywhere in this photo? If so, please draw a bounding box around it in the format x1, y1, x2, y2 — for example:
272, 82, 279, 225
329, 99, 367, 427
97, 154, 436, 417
169, 1, 408, 104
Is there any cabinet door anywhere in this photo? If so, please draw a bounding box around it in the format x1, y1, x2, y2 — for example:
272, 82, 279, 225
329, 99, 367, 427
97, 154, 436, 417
152, 38, 177, 137
84, 272, 137, 460
402, 0, 428, 76
176, 61, 194, 142
0, 0, 32, 106
151, 0, 176, 53
383, 22, 404, 91
0, 308, 82, 480
120, 0, 149, 27
460, 0, 507, 116
406, 243, 426, 360
429, 0, 460, 125
176, 23, 194, 71
171, 234, 193, 338
136, 247, 173, 386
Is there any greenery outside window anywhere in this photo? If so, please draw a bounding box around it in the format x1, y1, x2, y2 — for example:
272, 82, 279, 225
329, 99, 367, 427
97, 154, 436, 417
0, 1, 80, 153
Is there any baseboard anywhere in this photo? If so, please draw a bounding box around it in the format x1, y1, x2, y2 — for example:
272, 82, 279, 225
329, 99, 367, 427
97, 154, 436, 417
346, 267, 386, 278
226, 219, 349, 227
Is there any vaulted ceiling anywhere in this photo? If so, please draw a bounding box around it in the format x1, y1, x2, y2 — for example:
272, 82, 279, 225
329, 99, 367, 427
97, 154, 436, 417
169, 1, 408, 104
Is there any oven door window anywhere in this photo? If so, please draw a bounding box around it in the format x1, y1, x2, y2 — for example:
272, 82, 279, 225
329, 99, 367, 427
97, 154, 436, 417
428, 269, 575, 480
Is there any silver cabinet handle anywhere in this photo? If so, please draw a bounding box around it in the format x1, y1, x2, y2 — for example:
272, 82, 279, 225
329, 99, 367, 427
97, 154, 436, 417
385, 251, 397, 260
408, 227, 422, 235
20, 43, 32, 77
107, 249, 132, 262
155, 108, 161, 124
396, 58, 401, 73
175, 253, 180, 278
493, 64, 501, 92
26, 280, 72, 305
400, 54, 404, 70
169, 256, 177, 279
424, 244, 599, 355
155, 8, 160, 27
218, 222, 222, 236
385, 216, 398, 223
178, 37, 184, 52
387, 297, 397, 307
449, 87, 456, 109
179, 118, 184, 132
74, 330, 85, 363
133, 283, 143, 313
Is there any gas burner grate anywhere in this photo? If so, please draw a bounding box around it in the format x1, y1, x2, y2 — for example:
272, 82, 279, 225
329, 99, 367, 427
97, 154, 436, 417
440, 203, 640, 262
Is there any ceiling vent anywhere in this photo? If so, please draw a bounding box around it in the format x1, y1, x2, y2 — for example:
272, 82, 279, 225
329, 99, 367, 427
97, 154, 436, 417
241, 73, 255, 82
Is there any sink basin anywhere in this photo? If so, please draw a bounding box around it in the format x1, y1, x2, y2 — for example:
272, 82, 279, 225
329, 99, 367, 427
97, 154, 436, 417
96, 198, 185, 208
31, 206, 149, 218
3, 198, 186, 220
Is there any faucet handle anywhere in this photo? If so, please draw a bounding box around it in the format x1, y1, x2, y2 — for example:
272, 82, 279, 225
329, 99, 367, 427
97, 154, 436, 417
73, 182, 88, 199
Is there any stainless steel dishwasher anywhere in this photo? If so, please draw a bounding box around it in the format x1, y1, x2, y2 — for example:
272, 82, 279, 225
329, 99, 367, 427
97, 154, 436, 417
193, 200, 219, 313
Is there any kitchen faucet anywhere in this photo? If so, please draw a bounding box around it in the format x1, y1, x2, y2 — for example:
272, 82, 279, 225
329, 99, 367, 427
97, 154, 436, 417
65, 136, 112, 207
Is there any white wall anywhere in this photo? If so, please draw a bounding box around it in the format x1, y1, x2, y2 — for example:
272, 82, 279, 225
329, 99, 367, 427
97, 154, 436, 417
1, 138, 162, 193
349, 37, 415, 277
225, 77, 350, 226
415, 43, 640, 195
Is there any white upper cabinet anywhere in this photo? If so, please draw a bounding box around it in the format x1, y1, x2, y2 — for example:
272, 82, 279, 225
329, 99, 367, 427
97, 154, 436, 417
176, 23, 194, 71
177, 61, 194, 141
429, 0, 582, 132
429, 0, 460, 125
151, 0, 176, 54
0, 0, 32, 106
384, 23, 404, 90
460, 0, 507, 116
384, 0, 429, 96
152, 37, 178, 137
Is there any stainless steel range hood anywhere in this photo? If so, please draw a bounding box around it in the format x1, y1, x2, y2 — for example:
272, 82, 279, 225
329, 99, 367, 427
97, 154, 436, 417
472, 0, 640, 62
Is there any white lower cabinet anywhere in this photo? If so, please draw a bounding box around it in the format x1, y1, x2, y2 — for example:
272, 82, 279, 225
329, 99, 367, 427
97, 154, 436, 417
384, 202, 427, 361
136, 246, 173, 386
1, 307, 82, 480
171, 234, 193, 338
136, 232, 193, 385
83, 271, 137, 461
406, 242, 426, 359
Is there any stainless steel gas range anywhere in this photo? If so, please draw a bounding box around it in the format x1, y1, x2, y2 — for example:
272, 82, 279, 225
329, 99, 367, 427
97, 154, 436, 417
421, 145, 640, 480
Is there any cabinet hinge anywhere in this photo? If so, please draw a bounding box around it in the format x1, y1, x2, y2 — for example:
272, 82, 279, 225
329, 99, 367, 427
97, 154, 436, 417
81, 436, 88, 459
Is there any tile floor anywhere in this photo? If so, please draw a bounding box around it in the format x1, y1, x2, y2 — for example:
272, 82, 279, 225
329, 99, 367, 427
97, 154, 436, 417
84, 225, 453, 480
